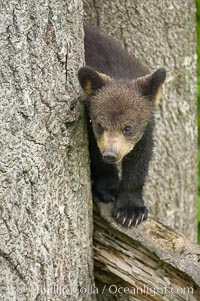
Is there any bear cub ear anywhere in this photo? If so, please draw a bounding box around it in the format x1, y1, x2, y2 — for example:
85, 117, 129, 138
78, 66, 111, 96
135, 68, 166, 105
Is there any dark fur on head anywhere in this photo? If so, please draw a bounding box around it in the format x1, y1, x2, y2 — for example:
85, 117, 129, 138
78, 66, 165, 160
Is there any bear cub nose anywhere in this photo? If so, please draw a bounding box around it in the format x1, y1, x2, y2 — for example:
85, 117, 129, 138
102, 150, 117, 163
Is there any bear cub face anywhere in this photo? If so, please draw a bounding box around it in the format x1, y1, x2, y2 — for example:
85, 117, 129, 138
78, 66, 166, 164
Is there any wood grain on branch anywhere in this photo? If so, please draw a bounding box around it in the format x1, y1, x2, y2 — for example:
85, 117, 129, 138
94, 203, 200, 301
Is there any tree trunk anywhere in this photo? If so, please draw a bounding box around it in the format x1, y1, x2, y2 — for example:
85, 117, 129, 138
0, 1, 95, 300
84, 0, 197, 242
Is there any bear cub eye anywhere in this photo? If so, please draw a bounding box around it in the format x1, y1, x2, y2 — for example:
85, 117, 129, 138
122, 126, 133, 136
93, 123, 104, 135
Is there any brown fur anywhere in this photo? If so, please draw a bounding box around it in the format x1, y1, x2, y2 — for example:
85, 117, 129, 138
84, 80, 92, 95
154, 86, 162, 105
89, 81, 154, 158
97, 131, 133, 162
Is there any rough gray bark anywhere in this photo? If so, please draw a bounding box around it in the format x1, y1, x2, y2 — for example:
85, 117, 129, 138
0, 1, 95, 300
94, 203, 200, 301
84, 0, 197, 242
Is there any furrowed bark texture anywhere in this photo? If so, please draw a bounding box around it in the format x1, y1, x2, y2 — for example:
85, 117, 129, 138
84, 0, 197, 241
94, 203, 200, 301
0, 1, 95, 300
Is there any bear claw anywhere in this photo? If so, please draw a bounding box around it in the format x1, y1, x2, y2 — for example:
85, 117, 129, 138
122, 217, 126, 225
112, 204, 148, 228
141, 214, 145, 222
128, 219, 133, 227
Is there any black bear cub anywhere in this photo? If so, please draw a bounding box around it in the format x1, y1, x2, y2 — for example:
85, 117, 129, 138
78, 26, 166, 227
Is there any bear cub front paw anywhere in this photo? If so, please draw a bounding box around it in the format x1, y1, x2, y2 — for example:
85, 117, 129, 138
112, 202, 148, 227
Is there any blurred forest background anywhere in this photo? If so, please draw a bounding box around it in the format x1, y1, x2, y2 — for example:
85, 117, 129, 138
197, 0, 200, 242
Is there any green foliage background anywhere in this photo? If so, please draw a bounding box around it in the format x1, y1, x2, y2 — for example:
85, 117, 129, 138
197, 0, 200, 243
